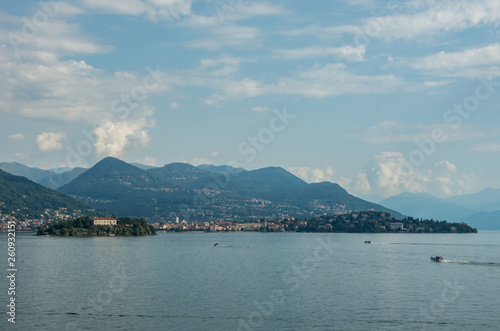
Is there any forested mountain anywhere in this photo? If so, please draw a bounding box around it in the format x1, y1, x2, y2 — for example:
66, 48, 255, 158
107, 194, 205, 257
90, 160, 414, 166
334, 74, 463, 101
0, 169, 103, 220
56, 157, 403, 221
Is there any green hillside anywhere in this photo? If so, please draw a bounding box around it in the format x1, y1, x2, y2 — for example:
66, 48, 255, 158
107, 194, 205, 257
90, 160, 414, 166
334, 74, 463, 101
57, 157, 404, 222
0, 169, 104, 220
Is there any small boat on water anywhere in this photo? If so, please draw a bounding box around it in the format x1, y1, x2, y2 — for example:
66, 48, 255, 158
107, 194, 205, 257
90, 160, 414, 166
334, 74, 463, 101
214, 243, 220, 247
364, 241, 371, 244
431, 256, 444, 262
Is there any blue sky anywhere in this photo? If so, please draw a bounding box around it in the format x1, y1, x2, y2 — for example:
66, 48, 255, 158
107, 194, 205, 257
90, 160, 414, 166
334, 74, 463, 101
1, 0, 500, 200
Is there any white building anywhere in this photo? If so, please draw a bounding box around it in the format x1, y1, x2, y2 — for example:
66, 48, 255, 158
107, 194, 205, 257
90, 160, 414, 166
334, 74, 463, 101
92, 218, 117, 226
390, 222, 404, 231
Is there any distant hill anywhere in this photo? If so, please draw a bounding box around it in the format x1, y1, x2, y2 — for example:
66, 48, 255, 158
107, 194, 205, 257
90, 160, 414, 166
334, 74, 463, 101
197, 164, 245, 175
0, 162, 54, 183
38, 167, 87, 189
288, 182, 401, 217
462, 211, 500, 230
0, 169, 103, 220
446, 188, 500, 212
57, 157, 404, 222
130, 162, 158, 170
381, 192, 473, 222
0, 162, 87, 189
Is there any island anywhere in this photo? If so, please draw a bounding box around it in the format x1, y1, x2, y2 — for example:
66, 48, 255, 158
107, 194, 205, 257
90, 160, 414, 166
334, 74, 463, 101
36, 216, 156, 236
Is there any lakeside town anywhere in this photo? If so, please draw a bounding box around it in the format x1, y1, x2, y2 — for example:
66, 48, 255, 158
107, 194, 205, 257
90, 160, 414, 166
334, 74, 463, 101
154, 211, 476, 233
0, 207, 86, 232
1, 210, 477, 234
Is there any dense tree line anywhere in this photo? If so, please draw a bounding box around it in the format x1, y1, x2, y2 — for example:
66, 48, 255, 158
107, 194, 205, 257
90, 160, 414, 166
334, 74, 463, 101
287, 211, 477, 233
37, 216, 156, 236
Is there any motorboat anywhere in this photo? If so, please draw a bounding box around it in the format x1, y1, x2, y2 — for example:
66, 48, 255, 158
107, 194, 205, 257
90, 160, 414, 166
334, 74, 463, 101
430, 256, 443, 262
364, 241, 371, 244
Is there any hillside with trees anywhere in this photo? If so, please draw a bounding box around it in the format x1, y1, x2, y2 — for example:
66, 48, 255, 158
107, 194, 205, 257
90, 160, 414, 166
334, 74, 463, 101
56, 157, 404, 222
0, 169, 106, 220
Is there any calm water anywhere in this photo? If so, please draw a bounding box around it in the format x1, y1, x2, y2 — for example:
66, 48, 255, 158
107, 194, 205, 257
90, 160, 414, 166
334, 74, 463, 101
1, 231, 499, 330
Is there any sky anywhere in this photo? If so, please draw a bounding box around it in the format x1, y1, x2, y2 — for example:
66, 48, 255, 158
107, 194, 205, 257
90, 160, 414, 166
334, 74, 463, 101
1, 0, 500, 201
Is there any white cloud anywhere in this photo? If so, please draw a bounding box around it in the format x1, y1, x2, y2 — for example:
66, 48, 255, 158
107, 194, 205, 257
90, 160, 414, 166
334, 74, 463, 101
192, 62, 411, 106
355, 172, 371, 194
205, 78, 264, 105
351, 152, 475, 198
225, 2, 286, 20
403, 44, 500, 78
136, 156, 157, 166
198, 55, 255, 76
187, 25, 259, 50
14, 153, 28, 159
182, 2, 285, 27
469, 143, 500, 152
170, 102, 180, 109
36, 132, 64, 152
93, 117, 153, 158
274, 45, 366, 62
0, 13, 163, 163
411, 44, 500, 71
9, 133, 24, 140
0, 54, 165, 124
288, 166, 335, 183
352, 121, 486, 144
288, 0, 500, 50
191, 157, 213, 165
80, 0, 192, 21
434, 160, 457, 172
251, 106, 268, 113
270, 63, 407, 98
331, 0, 500, 41
5, 18, 113, 58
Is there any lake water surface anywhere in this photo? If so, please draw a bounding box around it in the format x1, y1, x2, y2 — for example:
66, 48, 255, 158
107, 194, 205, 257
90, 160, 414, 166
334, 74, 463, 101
1, 231, 499, 330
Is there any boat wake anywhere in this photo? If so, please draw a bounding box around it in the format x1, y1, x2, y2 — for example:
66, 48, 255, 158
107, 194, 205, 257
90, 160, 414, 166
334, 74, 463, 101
442, 260, 500, 267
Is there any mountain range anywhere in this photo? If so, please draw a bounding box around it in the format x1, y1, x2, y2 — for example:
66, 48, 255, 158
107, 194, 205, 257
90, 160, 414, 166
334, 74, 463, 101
2, 158, 499, 229
56, 157, 403, 222
380, 191, 500, 230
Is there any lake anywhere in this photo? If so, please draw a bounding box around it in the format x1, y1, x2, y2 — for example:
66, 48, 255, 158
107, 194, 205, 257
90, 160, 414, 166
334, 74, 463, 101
1, 231, 499, 330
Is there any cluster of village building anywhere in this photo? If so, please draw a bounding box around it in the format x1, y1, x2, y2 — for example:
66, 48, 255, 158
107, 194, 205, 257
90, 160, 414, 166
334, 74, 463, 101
0, 208, 83, 231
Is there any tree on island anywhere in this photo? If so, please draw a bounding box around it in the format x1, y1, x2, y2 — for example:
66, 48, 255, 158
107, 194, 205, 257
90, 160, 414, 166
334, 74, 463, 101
37, 216, 156, 236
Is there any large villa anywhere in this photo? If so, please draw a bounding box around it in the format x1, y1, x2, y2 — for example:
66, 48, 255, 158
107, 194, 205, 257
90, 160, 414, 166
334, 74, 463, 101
92, 218, 117, 226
